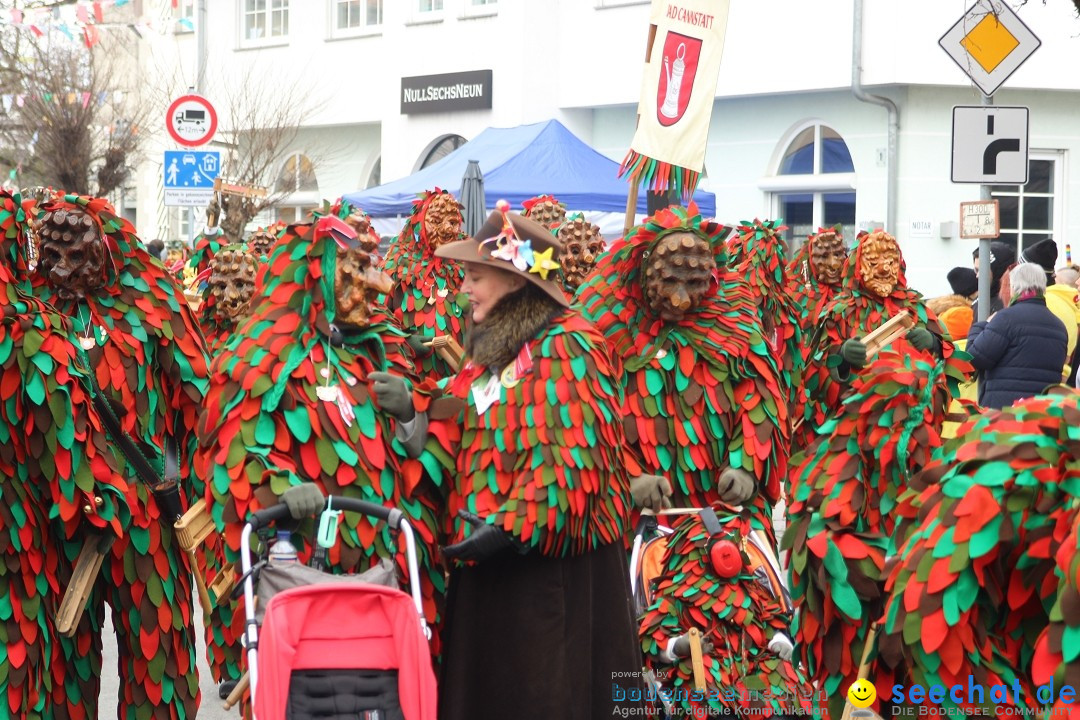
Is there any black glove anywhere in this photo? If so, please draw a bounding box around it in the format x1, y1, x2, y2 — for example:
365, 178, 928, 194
407, 333, 434, 359
672, 631, 715, 658
369, 371, 415, 422
442, 510, 522, 563
907, 326, 935, 351
281, 483, 325, 519
840, 338, 868, 368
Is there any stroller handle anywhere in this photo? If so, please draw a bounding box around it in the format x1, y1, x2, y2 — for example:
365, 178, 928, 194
248, 496, 402, 532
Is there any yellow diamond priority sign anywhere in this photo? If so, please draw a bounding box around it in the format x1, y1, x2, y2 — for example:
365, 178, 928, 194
940, 0, 1040, 96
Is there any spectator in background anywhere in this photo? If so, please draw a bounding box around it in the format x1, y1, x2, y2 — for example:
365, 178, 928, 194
1056, 264, 1080, 289
927, 267, 976, 342
966, 263, 1067, 409
972, 241, 1016, 318
1021, 239, 1077, 381
1049, 264, 1080, 385
146, 238, 165, 261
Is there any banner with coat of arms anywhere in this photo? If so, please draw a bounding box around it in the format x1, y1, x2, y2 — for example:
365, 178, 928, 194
621, 0, 730, 199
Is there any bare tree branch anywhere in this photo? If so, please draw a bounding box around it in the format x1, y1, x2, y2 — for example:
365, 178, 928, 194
209, 67, 328, 242
0, 19, 150, 198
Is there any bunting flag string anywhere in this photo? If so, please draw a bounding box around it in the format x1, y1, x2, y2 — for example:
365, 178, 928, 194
2, 0, 163, 48
0, 90, 126, 113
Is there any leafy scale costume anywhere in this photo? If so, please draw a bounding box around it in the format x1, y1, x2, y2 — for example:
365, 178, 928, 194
640, 509, 815, 718
799, 230, 953, 447
784, 349, 968, 716
729, 218, 804, 414
196, 218, 445, 657
877, 390, 1080, 715
381, 189, 467, 379
0, 189, 129, 719
435, 311, 632, 555
34, 193, 209, 720
575, 205, 788, 539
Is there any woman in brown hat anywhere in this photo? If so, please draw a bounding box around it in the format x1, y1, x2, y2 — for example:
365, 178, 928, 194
371, 201, 644, 719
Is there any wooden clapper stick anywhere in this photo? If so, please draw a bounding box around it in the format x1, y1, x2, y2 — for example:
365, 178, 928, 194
428, 335, 465, 373
56, 529, 115, 637
174, 498, 217, 616
840, 623, 883, 720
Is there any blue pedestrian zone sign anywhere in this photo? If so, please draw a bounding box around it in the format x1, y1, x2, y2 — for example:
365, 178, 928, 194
164, 150, 221, 207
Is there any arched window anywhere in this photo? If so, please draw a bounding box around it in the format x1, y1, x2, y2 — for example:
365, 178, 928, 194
760, 122, 856, 249
415, 134, 466, 171
276, 153, 318, 193
274, 152, 319, 225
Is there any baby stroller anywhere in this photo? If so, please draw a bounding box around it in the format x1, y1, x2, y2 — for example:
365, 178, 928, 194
239, 497, 436, 720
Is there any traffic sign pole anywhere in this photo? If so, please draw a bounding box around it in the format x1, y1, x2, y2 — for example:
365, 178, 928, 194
977, 93, 993, 322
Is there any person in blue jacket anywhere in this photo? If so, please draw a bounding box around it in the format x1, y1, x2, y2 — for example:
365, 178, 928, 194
966, 262, 1068, 409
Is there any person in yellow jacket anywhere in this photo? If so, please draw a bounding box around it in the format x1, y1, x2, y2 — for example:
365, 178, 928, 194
1020, 240, 1078, 381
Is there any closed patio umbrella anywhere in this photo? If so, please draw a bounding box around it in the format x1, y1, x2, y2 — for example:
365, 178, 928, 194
459, 159, 486, 237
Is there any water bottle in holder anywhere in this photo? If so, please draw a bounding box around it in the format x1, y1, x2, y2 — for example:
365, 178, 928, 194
268, 530, 298, 564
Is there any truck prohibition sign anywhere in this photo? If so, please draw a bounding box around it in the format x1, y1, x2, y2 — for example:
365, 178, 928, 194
166, 94, 218, 148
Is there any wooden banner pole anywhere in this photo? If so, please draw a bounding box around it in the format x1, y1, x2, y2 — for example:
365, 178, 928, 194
623, 20, 659, 238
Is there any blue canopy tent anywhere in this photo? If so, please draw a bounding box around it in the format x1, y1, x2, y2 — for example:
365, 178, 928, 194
343, 119, 716, 218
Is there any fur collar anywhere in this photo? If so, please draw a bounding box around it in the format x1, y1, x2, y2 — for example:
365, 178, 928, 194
466, 285, 565, 370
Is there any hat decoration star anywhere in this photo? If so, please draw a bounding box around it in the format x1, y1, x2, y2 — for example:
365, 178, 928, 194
529, 246, 559, 280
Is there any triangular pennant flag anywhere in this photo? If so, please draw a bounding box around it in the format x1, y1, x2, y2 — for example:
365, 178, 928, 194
66, 93, 77, 105
93, 1, 104, 23
11, 9, 23, 24
81, 91, 92, 108
83, 25, 99, 48
76, 4, 89, 24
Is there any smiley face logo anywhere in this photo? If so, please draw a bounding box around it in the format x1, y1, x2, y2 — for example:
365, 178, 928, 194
847, 679, 876, 708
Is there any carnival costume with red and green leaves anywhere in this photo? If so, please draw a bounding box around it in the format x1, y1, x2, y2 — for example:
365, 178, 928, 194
1034, 494, 1080, 714
195, 219, 444, 655
787, 229, 844, 332
575, 206, 788, 541
729, 218, 803, 412
34, 194, 209, 720
800, 233, 952, 445
784, 349, 968, 717
381, 189, 466, 379
640, 509, 815, 717
876, 391, 1080, 715
194, 243, 254, 355
430, 310, 632, 556
0, 189, 130, 719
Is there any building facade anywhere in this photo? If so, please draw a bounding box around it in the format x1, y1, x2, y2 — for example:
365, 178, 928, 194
134, 0, 1080, 295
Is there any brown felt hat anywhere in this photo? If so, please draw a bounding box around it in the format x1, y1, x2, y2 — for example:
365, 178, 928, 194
435, 202, 570, 307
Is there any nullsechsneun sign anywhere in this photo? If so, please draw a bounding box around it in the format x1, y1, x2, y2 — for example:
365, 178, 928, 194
400, 70, 493, 115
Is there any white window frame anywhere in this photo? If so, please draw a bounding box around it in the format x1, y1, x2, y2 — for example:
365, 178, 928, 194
329, 0, 383, 39
460, 0, 497, 20
408, 0, 445, 25
239, 0, 290, 49
990, 150, 1065, 257
761, 120, 857, 249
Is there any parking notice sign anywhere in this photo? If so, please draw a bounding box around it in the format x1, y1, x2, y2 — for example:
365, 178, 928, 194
164, 150, 220, 207
166, 94, 218, 147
